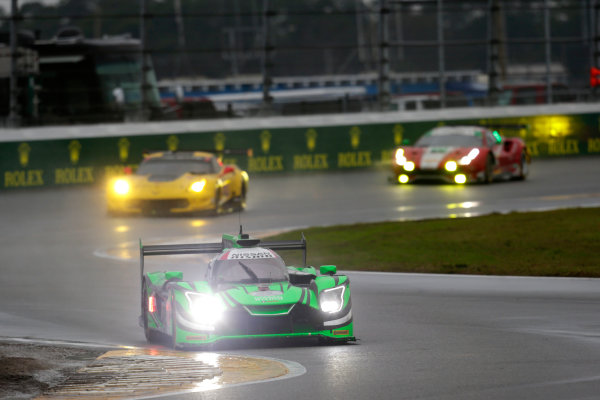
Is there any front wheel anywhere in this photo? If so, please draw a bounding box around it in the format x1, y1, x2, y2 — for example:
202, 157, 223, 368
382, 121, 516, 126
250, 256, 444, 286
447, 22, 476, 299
483, 154, 493, 184
516, 153, 529, 180
234, 183, 247, 211
211, 190, 222, 216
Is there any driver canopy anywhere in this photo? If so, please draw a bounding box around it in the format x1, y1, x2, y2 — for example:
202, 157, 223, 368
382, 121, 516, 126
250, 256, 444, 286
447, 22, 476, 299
209, 247, 289, 285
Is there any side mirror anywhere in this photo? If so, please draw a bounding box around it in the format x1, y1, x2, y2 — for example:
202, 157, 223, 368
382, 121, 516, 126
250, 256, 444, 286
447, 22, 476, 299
165, 271, 183, 280
222, 166, 235, 175
319, 265, 337, 275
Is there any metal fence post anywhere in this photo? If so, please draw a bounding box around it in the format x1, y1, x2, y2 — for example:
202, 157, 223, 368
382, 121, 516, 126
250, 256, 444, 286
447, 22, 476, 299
8, 0, 20, 127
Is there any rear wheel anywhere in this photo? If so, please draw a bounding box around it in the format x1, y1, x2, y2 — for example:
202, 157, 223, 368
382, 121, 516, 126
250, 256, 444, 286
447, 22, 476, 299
212, 190, 222, 216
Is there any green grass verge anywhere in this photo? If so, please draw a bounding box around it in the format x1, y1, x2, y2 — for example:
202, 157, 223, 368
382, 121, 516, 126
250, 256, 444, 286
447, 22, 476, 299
263, 207, 600, 277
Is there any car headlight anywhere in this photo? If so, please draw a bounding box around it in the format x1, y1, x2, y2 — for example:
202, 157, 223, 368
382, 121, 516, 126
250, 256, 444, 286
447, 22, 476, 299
395, 149, 406, 166
113, 179, 130, 195
459, 148, 480, 165
403, 161, 415, 171
185, 292, 225, 329
319, 286, 345, 313
445, 161, 457, 172
190, 179, 206, 193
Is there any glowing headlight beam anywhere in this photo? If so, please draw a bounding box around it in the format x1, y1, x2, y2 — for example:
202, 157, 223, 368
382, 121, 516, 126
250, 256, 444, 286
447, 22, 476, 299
454, 174, 467, 184
395, 149, 406, 166
113, 179, 130, 195
319, 286, 345, 313
445, 161, 457, 172
185, 292, 225, 328
403, 161, 415, 172
459, 148, 480, 165
190, 180, 206, 193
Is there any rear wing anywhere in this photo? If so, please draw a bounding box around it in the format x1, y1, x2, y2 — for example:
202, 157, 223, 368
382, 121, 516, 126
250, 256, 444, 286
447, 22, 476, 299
139, 240, 223, 280
260, 235, 307, 267
139, 233, 307, 279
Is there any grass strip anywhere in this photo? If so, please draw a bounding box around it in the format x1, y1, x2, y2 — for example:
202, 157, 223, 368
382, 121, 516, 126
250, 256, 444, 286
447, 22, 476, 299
263, 207, 600, 277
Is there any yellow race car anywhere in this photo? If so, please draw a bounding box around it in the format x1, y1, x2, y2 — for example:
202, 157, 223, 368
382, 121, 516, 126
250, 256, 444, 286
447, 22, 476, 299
107, 151, 249, 216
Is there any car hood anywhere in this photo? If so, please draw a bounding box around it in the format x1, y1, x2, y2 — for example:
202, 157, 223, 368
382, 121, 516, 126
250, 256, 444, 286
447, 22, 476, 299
121, 173, 213, 192
403, 146, 481, 168
218, 282, 303, 306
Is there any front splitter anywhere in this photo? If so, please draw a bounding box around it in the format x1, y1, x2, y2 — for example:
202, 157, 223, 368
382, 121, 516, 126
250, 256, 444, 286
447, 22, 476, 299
37, 347, 304, 399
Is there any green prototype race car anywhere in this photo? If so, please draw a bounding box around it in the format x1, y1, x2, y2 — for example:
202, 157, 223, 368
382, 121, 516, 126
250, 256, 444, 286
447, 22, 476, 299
139, 230, 355, 349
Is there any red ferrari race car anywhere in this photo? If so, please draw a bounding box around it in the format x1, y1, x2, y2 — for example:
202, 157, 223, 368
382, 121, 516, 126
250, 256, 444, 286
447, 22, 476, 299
392, 125, 530, 184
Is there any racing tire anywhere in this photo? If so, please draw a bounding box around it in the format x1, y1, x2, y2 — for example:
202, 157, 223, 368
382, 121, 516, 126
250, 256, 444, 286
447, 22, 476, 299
234, 183, 247, 211
483, 154, 494, 184
516, 153, 529, 181
211, 190, 223, 216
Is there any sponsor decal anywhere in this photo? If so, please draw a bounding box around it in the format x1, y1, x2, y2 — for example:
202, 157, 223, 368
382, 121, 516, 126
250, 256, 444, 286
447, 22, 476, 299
251, 290, 283, 298
589, 138, 600, 153
18, 142, 31, 167
306, 128, 317, 151
227, 248, 275, 260
333, 330, 350, 336
260, 130, 271, 154
393, 124, 403, 146
293, 153, 328, 170
349, 126, 361, 149
167, 135, 179, 152
251, 291, 284, 302
69, 140, 81, 165
337, 151, 371, 168
248, 155, 284, 172
547, 139, 580, 155
214, 132, 226, 152
186, 334, 209, 341
118, 138, 130, 162
4, 169, 44, 188
55, 167, 95, 185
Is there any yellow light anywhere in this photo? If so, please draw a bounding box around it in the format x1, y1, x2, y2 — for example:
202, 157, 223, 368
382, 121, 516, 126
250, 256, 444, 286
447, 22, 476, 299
190, 220, 205, 228
114, 179, 129, 195
114, 225, 129, 233
395, 148, 406, 165
398, 174, 409, 184
404, 161, 415, 171
190, 180, 206, 193
445, 161, 457, 172
454, 174, 467, 184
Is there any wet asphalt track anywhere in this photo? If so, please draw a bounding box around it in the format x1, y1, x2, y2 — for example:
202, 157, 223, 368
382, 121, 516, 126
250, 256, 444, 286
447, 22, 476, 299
1, 156, 600, 399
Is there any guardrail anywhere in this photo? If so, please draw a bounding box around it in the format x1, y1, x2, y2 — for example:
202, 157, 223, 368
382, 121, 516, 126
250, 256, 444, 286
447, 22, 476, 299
1, 104, 599, 190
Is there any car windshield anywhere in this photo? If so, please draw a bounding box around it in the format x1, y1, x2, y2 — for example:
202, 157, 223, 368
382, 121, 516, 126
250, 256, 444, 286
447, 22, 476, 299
416, 131, 483, 148
213, 257, 288, 284
137, 159, 215, 176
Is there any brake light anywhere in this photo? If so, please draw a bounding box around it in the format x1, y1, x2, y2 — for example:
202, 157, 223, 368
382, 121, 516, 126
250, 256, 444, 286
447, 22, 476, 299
148, 295, 156, 313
